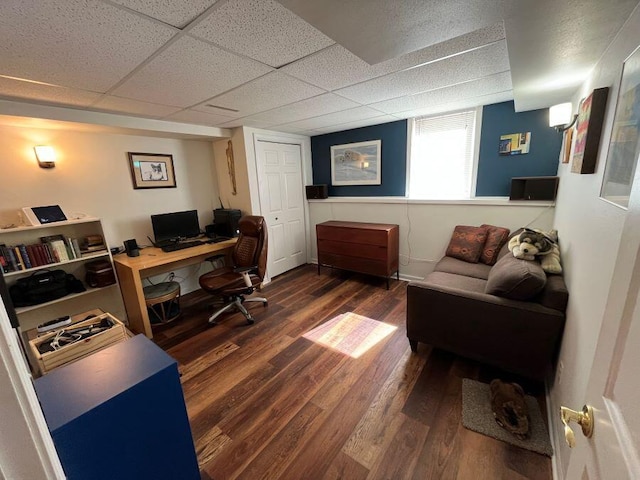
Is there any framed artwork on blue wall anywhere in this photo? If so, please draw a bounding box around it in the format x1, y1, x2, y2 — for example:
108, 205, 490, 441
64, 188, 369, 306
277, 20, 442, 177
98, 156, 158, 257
330, 140, 381, 186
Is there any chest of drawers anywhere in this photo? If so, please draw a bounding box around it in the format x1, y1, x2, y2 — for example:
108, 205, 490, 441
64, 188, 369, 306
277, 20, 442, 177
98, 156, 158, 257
316, 221, 399, 289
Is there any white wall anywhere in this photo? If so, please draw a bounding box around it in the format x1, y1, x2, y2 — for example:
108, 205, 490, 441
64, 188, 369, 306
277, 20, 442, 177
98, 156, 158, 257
549, 6, 640, 478
0, 124, 221, 326
308, 198, 555, 280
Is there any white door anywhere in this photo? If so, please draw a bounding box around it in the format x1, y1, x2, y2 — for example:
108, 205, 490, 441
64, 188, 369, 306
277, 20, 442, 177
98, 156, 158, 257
255, 140, 306, 278
566, 179, 640, 478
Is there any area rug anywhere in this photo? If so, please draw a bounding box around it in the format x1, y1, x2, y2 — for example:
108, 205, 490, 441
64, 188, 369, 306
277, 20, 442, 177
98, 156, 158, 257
461, 378, 553, 456
302, 312, 396, 359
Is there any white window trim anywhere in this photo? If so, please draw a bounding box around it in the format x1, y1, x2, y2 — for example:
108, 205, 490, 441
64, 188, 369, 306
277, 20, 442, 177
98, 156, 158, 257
406, 106, 483, 200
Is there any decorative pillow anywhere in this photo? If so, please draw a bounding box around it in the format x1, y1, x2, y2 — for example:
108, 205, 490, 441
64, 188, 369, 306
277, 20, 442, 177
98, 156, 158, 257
480, 224, 511, 266
485, 253, 546, 300
445, 225, 488, 263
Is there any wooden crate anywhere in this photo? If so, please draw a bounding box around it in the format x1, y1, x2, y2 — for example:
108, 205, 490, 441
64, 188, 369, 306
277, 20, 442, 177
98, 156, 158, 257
29, 312, 128, 376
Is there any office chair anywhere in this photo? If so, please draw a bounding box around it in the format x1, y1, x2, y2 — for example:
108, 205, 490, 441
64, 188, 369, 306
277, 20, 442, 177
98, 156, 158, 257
198, 215, 268, 325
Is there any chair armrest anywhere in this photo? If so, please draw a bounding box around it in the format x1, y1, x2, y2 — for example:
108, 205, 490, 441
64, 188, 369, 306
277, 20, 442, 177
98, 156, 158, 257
233, 266, 257, 274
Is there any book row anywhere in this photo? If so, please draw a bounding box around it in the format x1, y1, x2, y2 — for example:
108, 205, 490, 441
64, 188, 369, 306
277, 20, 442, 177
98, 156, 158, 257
0, 234, 106, 273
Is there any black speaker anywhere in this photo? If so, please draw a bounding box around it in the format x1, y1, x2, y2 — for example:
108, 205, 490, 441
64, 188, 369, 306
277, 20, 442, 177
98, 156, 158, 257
305, 184, 328, 199
123, 239, 140, 257
213, 209, 242, 237
509, 177, 559, 201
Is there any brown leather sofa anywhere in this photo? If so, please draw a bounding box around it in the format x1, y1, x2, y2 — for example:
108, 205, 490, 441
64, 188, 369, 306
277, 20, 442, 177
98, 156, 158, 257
406, 238, 568, 381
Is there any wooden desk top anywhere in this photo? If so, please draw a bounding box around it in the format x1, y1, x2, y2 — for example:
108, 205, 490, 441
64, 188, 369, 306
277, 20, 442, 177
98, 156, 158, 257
113, 239, 236, 273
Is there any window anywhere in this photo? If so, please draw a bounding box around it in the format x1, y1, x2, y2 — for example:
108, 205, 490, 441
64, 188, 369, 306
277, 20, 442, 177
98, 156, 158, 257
408, 109, 478, 199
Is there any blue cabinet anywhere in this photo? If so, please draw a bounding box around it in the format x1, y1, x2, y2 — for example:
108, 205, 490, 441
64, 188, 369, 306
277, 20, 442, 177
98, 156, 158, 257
34, 334, 199, 480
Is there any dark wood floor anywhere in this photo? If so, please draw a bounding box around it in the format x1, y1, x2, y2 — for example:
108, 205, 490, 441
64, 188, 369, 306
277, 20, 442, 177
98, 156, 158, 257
153, 265, 552, 480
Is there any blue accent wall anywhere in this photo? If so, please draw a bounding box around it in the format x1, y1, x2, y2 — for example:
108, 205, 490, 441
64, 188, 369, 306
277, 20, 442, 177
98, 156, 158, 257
311, 120, 407, 196
476, 101, 562, 196
309, 102, 562, 197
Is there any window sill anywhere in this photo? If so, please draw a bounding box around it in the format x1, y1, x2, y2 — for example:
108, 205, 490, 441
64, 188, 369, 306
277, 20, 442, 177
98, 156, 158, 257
307, 196, 555, 207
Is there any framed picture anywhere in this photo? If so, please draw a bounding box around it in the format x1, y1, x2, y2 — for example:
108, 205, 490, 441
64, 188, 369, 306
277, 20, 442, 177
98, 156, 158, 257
571, 87, 609, 174
601, 45, 640, 208
128, 152, 176, 189
499, 132, 531, 155
330, 140, 381, 186
562, 127, 574, 164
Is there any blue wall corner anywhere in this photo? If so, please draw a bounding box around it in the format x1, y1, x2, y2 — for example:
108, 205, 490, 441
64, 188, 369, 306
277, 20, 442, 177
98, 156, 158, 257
311, 120, 408, 196
476, 101, 562, 196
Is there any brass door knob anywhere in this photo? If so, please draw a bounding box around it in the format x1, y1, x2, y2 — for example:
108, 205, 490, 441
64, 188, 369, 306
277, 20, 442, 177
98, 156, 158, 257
560, 405, 594, 447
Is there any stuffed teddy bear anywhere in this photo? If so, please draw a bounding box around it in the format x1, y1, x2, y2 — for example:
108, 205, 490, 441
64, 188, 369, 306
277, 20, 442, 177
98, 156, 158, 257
508, 228, 562, 274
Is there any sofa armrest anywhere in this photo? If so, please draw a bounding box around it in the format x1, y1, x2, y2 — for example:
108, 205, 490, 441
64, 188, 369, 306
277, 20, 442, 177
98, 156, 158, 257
407, 278, 565, 380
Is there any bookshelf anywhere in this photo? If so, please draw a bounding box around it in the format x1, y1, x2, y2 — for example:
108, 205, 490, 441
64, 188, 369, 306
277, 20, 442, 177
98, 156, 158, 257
0, 217, 119, 325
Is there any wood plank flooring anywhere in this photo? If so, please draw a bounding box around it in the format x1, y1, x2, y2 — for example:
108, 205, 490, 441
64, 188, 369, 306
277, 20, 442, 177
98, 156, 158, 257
153, 265, 552, 480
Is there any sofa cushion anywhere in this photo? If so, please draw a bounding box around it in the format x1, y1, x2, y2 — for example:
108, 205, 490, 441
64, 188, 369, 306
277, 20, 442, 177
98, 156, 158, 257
479, 224, 510, 265
434, 256, 493, 280
445, 225, 488, 263
535, 275, 569, 312
422, 271, 488, 294
485, 253, 546, 300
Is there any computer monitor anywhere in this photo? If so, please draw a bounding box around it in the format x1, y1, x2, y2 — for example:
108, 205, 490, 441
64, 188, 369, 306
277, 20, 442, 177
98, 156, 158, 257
151, 210, 201, 244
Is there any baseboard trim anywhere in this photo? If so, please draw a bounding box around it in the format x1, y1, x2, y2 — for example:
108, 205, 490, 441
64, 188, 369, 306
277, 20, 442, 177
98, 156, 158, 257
309, 259, 418, 283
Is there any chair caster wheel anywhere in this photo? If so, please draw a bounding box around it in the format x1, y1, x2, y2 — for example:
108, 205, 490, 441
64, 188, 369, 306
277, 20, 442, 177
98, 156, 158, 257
247, 318, 255, 325
263, 302, 268, 308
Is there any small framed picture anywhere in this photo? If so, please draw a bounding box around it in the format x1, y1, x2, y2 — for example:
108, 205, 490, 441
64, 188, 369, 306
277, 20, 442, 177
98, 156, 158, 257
128, 152, 176, 189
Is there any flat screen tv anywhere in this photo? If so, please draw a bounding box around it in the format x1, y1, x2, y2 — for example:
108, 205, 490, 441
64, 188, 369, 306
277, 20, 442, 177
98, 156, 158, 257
151, 210, 201, 244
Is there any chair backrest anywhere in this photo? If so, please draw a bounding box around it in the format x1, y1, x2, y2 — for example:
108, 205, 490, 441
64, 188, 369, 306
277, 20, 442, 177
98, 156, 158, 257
233, 216, 268, 281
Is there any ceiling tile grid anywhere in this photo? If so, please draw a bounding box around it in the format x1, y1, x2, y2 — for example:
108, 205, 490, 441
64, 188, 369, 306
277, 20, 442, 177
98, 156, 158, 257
280, 22, 505, 92
112, 35, 273, 107
334, 40, 511, 105
0, 77, 102, 107
93, 95, 182, 118
397, 90, 514, 120
193, 71, 325, 118
189, 0, 335, 68
0, 0, 178, 92
164, 108, 235, 126
273, 105, 387, 131
109, 0, 219, 28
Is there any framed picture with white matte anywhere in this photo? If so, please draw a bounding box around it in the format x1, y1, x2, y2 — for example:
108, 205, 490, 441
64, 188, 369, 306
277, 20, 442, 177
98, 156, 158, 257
330, 140, 382, 186
128, 152, 176, 189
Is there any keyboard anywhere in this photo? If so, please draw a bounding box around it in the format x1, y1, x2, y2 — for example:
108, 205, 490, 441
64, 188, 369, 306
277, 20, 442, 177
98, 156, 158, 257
161, 240, 204, 252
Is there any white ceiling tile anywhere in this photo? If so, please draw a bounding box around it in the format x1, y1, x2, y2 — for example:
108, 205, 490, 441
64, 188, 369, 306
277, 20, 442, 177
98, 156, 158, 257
113, 36, 272, 107
193, 72, 324, 117
392, 90, 514, 119
310, 115, 400, 136
0, 76, 101, 107
274, 106, 384, 131
334, 40, 510, 105
371, 71, 513, 114
190, 0, 334, 68
218, 117, 274, 129
93, 95, 182, 117
0, 0, 177, 92
281, 23, 505, 91
109, 0, 219, 28
164, 109, 234, 126
245, 93, 360, 125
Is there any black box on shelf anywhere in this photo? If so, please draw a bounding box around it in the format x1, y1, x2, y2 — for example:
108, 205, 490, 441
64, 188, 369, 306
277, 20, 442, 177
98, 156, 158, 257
213, 209, 242, 238
305, 184, 328, 199
510, 176, 559, 201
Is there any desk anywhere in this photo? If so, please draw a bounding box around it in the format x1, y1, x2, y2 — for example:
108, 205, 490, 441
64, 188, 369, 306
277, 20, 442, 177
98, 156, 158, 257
114, 240, 236, 338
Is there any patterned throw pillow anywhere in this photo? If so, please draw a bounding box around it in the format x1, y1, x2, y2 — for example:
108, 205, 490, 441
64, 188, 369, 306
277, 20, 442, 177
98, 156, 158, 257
479, 224, 511, 265
445, 225, 489, 263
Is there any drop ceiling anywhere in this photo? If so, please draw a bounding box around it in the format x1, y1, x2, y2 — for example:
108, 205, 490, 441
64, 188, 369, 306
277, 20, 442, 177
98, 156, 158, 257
0, 0, 638, 137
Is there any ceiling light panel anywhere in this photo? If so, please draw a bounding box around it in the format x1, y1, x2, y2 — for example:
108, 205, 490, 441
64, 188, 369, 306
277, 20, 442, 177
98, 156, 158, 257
109, 0, 219, 28
193, 71, 325, 118
246, 93, 360, 126
281, 22, 505, 91
93, 95, 182, 118
371, 71, 513, 114
0, 0, 177, 92
335, 40, 510, 105
112, 36, 272, 107
190, 0, 334, 68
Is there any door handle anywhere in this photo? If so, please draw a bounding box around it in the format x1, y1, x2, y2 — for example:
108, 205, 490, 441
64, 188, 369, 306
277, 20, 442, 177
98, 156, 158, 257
560, 405, 594, 447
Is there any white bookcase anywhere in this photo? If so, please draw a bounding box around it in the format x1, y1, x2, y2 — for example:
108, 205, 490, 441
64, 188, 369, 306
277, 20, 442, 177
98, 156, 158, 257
0, 217, 120, 331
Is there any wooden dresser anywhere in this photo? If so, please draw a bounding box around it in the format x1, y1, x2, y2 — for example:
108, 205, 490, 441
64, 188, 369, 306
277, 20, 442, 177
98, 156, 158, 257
316, 221, 399, 289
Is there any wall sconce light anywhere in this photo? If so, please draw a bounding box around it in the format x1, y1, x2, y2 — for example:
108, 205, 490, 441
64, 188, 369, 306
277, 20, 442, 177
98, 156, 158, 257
34, 145, 56, 168
549, 103, 578, 132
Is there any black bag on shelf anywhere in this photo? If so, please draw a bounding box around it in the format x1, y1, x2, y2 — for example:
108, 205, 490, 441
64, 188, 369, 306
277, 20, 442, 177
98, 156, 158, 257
9, 269, 86, 307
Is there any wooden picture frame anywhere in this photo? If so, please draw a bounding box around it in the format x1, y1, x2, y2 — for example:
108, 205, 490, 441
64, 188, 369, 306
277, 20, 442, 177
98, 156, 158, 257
128, 152, 176, 189
330, 140, 381, 186
601, 45, 640, 208
571, 87, 609, 174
